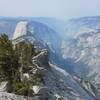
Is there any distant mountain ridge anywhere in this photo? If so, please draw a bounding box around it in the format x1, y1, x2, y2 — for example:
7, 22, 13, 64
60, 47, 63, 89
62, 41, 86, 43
61, 17, 100, 97
0, 17, 65, 38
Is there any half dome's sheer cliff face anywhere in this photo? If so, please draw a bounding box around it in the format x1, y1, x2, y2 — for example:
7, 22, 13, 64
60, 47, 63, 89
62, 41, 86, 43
13, 21, 28, 40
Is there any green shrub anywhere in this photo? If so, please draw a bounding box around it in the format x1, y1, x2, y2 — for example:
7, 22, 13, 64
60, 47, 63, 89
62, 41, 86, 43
0, 73, 7, 81
13, 80, 32, 96
31, 73, 43, 85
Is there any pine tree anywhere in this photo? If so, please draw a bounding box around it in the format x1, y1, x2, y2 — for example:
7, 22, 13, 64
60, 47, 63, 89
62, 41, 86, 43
0, 34, 19, 83
15, 41, 36, 73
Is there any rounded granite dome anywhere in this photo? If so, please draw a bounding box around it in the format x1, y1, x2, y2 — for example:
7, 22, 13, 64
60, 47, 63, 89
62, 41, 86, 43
12, 20, 62, 53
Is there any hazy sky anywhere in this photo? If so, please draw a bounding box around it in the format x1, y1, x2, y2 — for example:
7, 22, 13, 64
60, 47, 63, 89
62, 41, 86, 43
0, 0, 100, 20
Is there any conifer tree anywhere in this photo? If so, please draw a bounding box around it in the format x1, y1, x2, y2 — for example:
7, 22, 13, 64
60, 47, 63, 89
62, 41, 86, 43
0, 34, 19, 82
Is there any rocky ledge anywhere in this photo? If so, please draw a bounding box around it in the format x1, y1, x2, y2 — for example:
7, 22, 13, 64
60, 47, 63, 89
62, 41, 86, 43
0, 92, 39, 100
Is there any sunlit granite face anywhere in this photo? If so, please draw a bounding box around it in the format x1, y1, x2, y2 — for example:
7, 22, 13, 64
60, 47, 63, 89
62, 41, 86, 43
13, 21, 28, 40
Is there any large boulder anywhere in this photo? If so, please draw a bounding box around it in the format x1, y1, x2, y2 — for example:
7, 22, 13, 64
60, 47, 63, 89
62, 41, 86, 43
0, 82, 8, 92
32, 86, 49, 100
0, 92, 39, 100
